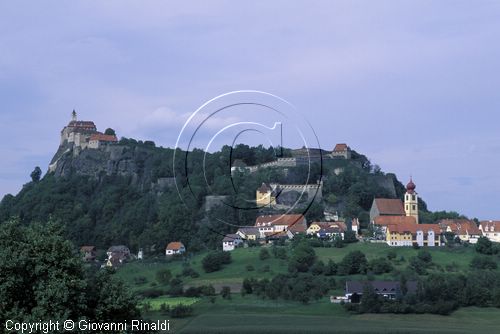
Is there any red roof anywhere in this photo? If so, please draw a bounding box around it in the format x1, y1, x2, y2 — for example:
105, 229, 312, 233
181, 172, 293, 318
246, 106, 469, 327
439, 219, 481, 235
90, 133, 118, 142
374, 216, 416, 226
333, 143, 349, 152
373, 198, 405, 216
255, 214, 306, 227
480, 221, 500, 233
68, 120, 96, 130
80, 246, 96, 252
166, 242, 185, 250
388, 223, 440, 235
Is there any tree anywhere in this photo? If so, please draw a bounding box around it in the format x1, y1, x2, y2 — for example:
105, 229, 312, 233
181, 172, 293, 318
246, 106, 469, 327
0, 220, 140, 323
259, 248, 270, 260
221, 286, 231, 299
104, 128, 116, 136
30, 166, 42, 183
360, 283, 381, 313
338, 251, 368, 275
369, 257, 393, 275
476, 237, 495, 255
156, 269, 172, 285
202, 251, 232, 273
288, 241, 317, 273
470, 256, 498, 270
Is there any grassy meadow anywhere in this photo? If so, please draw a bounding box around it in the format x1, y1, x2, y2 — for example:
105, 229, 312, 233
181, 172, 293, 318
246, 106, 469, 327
118, 242, 498, 333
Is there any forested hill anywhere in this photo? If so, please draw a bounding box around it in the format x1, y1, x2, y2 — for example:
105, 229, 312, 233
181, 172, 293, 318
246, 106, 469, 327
0, 138, 433, 255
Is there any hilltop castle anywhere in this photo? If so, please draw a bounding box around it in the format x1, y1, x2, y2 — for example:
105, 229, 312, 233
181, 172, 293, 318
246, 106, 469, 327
60, 110, 118, 150
49, 111, 118, 172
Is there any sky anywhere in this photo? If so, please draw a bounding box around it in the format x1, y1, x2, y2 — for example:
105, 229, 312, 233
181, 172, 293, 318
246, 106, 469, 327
0, 1, 499, 219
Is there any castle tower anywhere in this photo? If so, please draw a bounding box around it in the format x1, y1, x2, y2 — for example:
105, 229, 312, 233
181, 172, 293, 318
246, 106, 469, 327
404, 177, 419, 224
72, 109, 77, 122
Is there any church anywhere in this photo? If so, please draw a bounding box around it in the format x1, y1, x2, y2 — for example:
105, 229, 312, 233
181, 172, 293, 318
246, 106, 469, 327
371, 178, 443, 247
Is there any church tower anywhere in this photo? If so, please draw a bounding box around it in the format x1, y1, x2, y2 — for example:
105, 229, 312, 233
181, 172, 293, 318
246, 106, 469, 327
404, 177, 419, 224
72, 109, 77, 122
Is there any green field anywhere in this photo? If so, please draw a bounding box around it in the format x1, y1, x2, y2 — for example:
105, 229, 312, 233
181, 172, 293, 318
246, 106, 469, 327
117, 242, 479, 293
143, 296, 200, 311
119, 243, 498, 333
145, 295, 500, 334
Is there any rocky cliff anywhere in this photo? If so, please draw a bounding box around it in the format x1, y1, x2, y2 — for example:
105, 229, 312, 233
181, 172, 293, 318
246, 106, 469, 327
48, 140, 175, 193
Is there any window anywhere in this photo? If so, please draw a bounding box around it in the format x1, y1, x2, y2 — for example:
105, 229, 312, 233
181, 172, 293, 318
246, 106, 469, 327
412, 205, 416, 210
412, 195, 416, 201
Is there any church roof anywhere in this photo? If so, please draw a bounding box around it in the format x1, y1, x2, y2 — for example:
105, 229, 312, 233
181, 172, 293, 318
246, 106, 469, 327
373, 198, 406, 216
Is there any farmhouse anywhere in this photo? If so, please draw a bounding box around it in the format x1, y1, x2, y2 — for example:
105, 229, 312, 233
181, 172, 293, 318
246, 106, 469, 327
255, 214, 307, 237
80, 246, 96, 262
439, 219, 482, 244
106, 245, 130, 267
236, 226, 260, 241
479, 221, 500, 242
222, 234, 243, 251
344, 281, 418, 303
165, 242, 185, 256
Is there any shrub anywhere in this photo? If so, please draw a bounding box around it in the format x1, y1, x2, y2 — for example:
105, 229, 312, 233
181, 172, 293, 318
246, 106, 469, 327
470, 256, 498, 270
476, 237, 496, 255
156, 269, 172, 285
184, 286, 202, 297
170, 304, 193, 318
337, 251, 368, 275
133, 276, 147, 285
246, 264, 255, 272
259, 248, 271, 260
139, 288, 164, 298
369, 257, 393, 275
387, 250, 397, 261
221, 286, 231, 299
202, 251, 232, 273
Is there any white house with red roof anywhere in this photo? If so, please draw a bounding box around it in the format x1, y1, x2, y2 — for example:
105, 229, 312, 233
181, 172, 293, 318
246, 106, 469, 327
479, 221, 500, 242
255, 214, 307, 238
166, 242, 186, 256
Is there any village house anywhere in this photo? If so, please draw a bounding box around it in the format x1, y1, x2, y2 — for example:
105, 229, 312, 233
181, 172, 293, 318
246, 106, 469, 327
222, 234, 243, 252
286, 222, 308, 239
165, 242, 186, 256
254, 214, 307, 238
479, 221, 500, 242
236, 226, 260, 241
439, 219, 482, 244
80, 246, 96, 262
386, 222, 442, 247
343, 281, 418, 304
373, 216, 417, 237
106, 245, 130, 267
307, 221, 347, 239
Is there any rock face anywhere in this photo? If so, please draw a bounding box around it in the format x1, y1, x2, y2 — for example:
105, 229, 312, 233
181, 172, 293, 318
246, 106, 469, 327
48, 142, 174, 193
